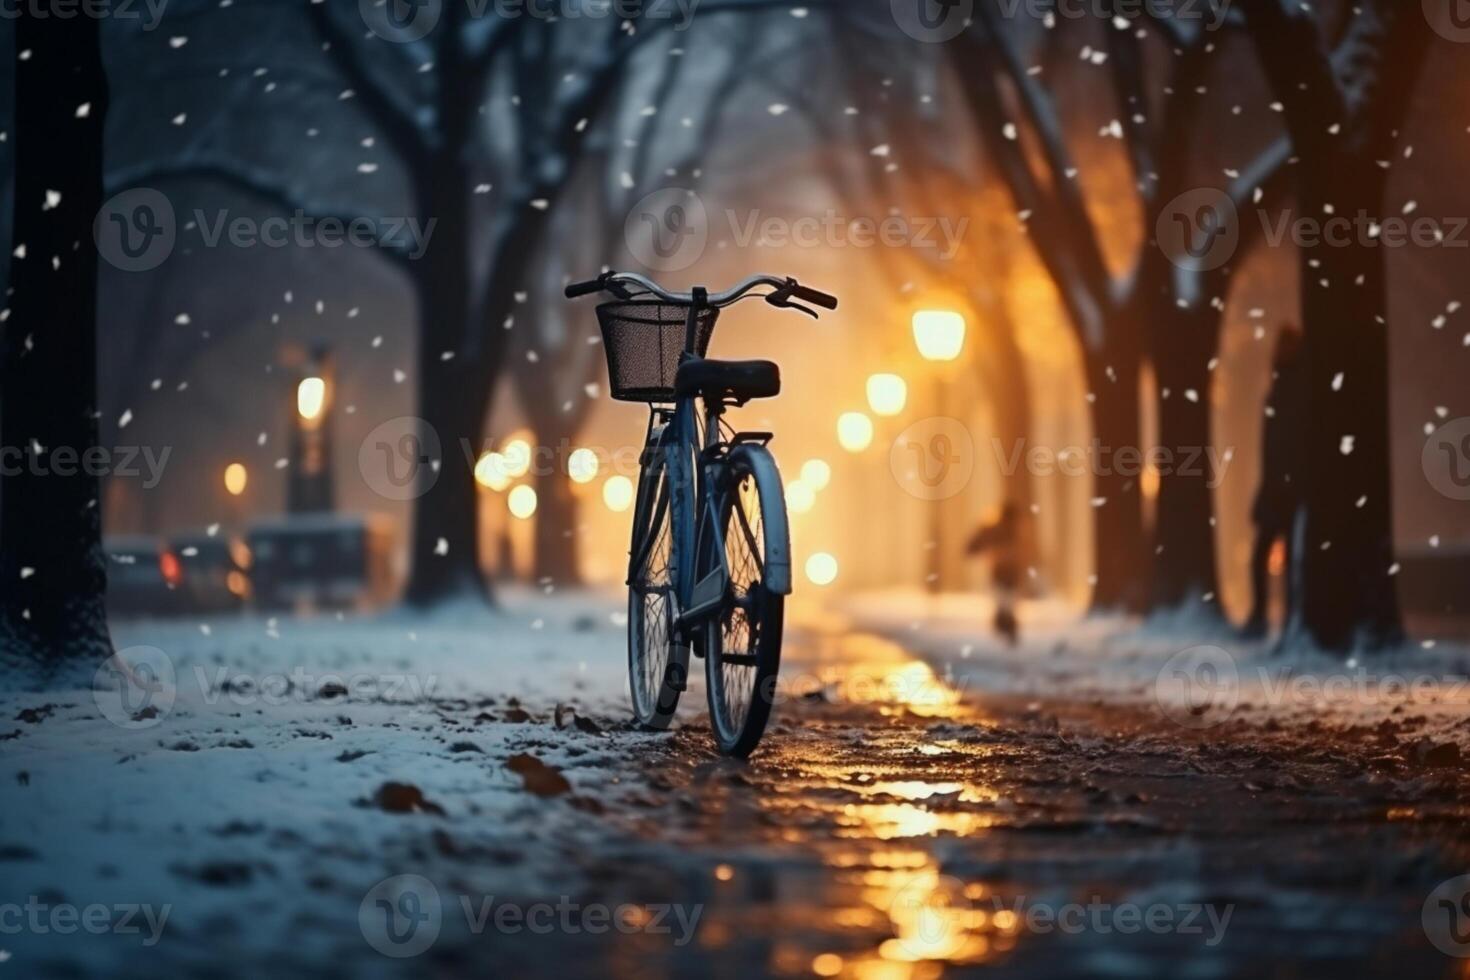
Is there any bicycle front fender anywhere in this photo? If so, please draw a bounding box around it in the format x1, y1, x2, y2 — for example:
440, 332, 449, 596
729, 443, 793, 596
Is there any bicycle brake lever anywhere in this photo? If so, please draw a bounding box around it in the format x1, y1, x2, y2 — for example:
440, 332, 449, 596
764, 283, 819, 319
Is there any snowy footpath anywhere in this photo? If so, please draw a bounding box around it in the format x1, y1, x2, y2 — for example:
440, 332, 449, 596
842, 589, 1470, 757
0, 588, 670, 978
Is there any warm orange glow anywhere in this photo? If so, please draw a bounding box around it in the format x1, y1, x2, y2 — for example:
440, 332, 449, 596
786, 479, 816, 515
159, 550, 182, 587
1269, 538, 1287, 576
508, 484, 538, 519
866, 373, 908, 416
223, 462, 248, 496
801, 458, 832, 491
501, 432, 534, 478
296, 376, 326, 421
811, 953, 843, 976
912, 310, 967, 362
474, 452, 513, 491
837, 412, 874, 452
567, 447, 599, 484
806, 552, 839, 586
603, 475, 634, 512
714, 864, 735, 882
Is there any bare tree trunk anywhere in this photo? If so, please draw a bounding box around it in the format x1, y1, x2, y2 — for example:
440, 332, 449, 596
531, 464, 581, 586
1291, 154, 1401, 648
1244, 0, 1429, 649
1088, 331, 1150, 614
403, 163, 492, 606
0, 16, 114, 662
1150, 295, 1224, 611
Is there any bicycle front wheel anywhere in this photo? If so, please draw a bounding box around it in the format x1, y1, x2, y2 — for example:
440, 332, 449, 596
703, 445, 788, 757
627, 433, 688, 729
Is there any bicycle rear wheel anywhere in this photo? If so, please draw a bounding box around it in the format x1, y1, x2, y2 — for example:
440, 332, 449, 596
703, 446, 787, 757
627, 434, 687, 728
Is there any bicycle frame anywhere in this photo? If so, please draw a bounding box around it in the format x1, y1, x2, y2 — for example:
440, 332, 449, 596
626, 299, 782, 643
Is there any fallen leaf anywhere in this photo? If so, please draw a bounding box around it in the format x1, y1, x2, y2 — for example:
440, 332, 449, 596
506, 754, 571, 797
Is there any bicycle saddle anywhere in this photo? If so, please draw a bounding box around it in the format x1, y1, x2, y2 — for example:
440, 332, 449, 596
674, 358, 781, 401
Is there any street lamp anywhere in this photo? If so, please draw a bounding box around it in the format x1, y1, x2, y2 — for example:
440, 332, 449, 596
288, 344, 335, 514
912, 309, 967, 593
912, 310, 966, 363
866, 373, 908, 417
837, 411, 875, 453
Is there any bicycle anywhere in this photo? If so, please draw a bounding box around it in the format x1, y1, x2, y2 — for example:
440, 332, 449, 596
565, 271, 839, 756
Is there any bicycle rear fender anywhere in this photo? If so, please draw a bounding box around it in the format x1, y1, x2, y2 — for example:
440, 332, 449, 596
729, 443, 792, 596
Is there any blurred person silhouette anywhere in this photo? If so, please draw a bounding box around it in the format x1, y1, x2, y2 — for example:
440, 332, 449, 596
966, 500, 1025, 646
1243, 323, 1306, 639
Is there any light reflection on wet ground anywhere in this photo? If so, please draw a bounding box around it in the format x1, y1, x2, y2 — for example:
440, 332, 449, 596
560, 606, 1470, 979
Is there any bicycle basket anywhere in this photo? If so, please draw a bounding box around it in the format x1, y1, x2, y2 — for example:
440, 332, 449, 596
597, 302, 719, 402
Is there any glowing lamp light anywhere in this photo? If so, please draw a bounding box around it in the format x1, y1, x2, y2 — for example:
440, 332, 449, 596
800, 458, 831, 492
507, 484, 538, 519
912, 310, 967, 362
786, 479, 816, 515
223, 462, 248, 496
567, 447, 599, 484
296, 376, 327, 421
474, 452, 512, 491
866, 373, 908, 416
805, 552, 839, 586
837, 412, 874, 453
603, 475, 634, 512
501, 436, 533, 478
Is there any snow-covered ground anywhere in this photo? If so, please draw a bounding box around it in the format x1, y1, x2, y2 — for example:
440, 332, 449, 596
841, 588, 1470, 751
0, 587, 660, 977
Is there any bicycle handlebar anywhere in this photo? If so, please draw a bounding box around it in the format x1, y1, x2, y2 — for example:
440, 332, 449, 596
564, 271, 838, 313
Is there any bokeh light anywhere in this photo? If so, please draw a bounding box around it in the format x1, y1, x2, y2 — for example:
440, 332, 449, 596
603, 475, 634, 512
912, 310, 967, 362
507, 484, 538, 519
806, 552, 839, 586
866, 373, 908, 416
567, 447, 600, 484
786, 479, 816, 514
474, 452, 513, 491
800, 458, 832, 491
837, 412, 874, 452
223, 463, 248, 496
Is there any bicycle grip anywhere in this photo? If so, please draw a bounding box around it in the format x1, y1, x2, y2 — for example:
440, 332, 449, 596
792, 284, 838, 310
564, 278, 604, 299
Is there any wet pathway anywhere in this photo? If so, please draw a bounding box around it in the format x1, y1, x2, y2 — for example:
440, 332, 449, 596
562, 611, 1470, 979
